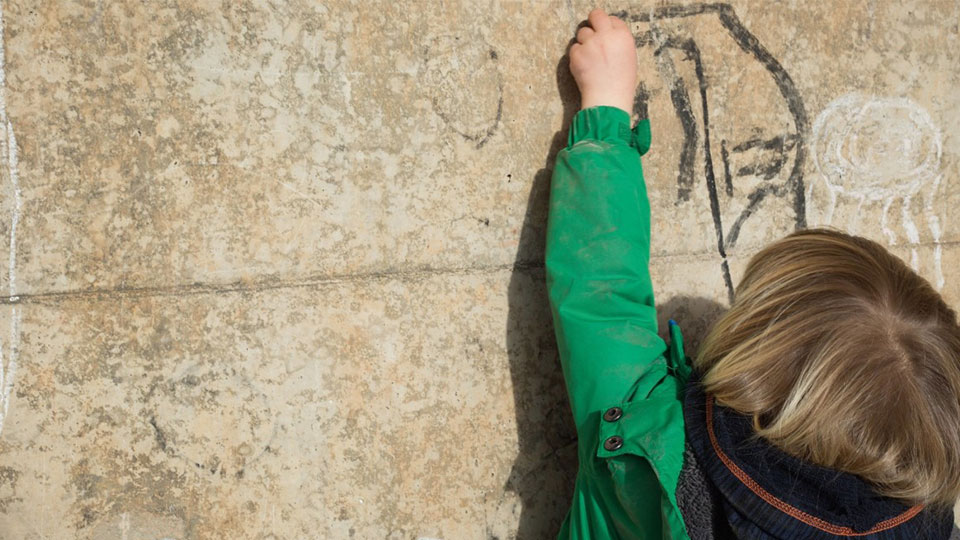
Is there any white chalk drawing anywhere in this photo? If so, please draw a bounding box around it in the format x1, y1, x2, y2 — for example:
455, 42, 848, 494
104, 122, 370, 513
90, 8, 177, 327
810, 94, 944, 290
120, 512, 130, 540
0, 0, 22, 437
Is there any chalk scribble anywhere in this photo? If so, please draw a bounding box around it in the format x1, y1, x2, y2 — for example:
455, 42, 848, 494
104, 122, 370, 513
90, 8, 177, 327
810, 94, 944, 289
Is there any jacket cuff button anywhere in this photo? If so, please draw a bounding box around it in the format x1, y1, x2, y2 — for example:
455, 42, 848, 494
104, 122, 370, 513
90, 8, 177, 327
603, 407, 623, 422
603, 435, 624, 451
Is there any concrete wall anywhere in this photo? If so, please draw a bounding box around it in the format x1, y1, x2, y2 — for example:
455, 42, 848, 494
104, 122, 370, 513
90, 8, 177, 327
0, 0, 956, 538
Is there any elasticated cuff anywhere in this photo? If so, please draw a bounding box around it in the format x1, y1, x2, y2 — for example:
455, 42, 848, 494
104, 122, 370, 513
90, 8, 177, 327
567, 106, 651, 155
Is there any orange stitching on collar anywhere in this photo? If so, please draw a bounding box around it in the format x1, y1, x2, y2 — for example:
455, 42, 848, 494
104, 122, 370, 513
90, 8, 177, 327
704, 395, 924, 536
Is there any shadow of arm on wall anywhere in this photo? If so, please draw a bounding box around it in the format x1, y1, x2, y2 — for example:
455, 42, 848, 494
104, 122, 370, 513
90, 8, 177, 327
656, 295, 728, 360
502, 46, 580, 540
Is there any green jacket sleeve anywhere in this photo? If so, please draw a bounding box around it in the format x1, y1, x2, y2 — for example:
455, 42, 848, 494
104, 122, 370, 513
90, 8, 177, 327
546, 107, 692, 540
545, 106, 667, 434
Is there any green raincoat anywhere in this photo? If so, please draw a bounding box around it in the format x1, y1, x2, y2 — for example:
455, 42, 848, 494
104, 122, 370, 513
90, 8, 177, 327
545, 106, 693, 540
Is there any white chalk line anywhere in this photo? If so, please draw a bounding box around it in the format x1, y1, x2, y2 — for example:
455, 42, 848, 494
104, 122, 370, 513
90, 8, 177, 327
902, 194, 920, 270
850, 194, 867, 234
0, 0, 21, 438
924, 174, 945, 290
880, 197, 896, 245
120, 511, 130, 540
1, 307, 17, 428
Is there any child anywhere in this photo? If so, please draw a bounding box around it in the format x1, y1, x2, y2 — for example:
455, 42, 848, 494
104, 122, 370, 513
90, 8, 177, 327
545, 8, 960, 539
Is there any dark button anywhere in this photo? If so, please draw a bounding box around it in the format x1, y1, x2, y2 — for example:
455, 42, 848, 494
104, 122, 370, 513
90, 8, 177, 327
603, 407, 623, 422
603, 435, 624, 452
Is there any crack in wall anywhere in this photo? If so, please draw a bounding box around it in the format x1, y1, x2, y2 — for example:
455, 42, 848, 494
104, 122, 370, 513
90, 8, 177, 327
0, 234, 956, 307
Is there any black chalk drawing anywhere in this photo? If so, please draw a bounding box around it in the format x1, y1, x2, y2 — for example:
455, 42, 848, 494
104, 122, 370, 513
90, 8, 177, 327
618, 4, 809, 303
432, 78, 504, 149
147, 365, 278, 479
424, 36, 503, 149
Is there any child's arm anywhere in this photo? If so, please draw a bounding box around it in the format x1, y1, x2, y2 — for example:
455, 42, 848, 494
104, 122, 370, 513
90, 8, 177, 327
546, 9, 667, 434
546, 12, 692, 538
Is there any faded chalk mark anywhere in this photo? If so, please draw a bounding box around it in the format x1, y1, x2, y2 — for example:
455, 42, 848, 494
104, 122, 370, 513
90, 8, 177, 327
278, 180, 326, 209
423, 33, 503, 149
1, 308, 19, 432
924, 174, 945, 290
148, 363, 277, 477
810, 94, 944, 288
0, 0, 21, 438
120, 511, 130, 540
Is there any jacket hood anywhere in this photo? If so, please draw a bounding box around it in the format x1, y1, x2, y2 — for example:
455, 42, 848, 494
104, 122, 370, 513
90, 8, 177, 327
683, 372, 955, 539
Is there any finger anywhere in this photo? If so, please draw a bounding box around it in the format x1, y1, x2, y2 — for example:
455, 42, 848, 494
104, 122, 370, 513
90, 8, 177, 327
587, 8, 612, 31
576, 26, 594, 43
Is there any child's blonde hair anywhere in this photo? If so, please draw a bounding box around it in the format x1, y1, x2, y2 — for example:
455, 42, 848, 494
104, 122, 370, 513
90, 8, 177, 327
695, 228, 960, 507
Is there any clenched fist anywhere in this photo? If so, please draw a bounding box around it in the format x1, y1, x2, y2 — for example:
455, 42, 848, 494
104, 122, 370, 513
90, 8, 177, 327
569, 9, 638, 115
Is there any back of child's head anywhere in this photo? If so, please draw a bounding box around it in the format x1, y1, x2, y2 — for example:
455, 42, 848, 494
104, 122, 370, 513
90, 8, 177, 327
695, 228, 960, 507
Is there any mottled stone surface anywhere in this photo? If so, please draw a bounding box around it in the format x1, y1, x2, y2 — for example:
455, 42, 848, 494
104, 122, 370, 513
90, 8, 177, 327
0, 0, 957, 538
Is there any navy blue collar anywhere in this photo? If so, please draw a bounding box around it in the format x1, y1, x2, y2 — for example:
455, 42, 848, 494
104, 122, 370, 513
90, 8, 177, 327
683, 373, 954, 539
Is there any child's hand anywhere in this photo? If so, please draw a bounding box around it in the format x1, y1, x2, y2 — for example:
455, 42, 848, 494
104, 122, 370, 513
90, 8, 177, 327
570, 9, 637, 115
